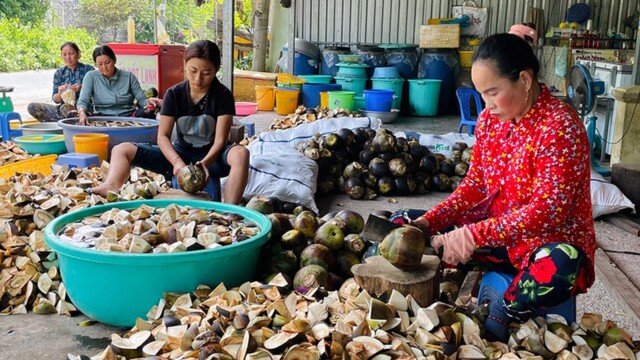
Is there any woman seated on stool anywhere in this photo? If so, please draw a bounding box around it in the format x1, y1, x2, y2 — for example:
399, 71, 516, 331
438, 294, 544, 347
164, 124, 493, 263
91, 40, 249, 204
27, 42, 94, 122
391, 32, 595, 342
76, 45, 162, 125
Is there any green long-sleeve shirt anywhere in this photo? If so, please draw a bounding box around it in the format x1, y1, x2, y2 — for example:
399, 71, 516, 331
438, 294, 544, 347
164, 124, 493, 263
77, 68, 147, 116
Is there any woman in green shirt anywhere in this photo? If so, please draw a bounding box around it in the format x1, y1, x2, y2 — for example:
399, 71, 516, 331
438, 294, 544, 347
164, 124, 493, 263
76, 45, 162, 125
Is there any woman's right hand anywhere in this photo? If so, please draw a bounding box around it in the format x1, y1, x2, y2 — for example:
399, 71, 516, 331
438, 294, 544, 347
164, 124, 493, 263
57, 83, 69, 93
412, 217, 431, 238
172, 157, 186, 177
77, 110, 89, 126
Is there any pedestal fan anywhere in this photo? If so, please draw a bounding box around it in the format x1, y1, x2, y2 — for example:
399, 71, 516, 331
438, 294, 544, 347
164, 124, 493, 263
566, 63, 609, 176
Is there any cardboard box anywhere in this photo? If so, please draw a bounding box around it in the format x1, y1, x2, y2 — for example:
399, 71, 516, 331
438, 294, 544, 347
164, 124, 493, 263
419, 24, 460, 49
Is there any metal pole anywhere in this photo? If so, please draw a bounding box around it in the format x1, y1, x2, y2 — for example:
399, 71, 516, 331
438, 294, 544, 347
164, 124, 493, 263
287, 0, 296, 74
633, 19, 640, 85
153, 0, 158, 44
221, 0, 235, 90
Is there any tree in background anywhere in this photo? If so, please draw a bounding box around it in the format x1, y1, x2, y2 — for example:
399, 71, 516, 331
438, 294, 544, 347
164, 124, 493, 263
79, 0, 143, 42
0, 0, 49, 24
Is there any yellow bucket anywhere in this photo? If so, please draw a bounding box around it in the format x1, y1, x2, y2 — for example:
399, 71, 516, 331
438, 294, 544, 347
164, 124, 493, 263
255, 85, 275, 111
74, 133, 109, 163
275, 87, 300, 115
319, 92, 329, 108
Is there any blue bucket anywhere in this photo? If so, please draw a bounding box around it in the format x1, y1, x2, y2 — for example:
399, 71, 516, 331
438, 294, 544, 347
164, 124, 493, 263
363, 89, 395, 112
301, 83, 342, 108
418, 49, 460, 115
283, 46, 320, 76
321, 46, 350, 76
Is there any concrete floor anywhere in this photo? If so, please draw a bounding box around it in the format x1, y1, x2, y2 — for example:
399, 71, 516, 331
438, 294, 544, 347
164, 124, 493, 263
2, 71, 640, 358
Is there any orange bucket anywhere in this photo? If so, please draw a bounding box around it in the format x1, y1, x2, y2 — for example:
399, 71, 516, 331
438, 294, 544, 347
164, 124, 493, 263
255, 85, 275, 111
319, 92, 329, 108
275, 87, 300, 115
74, 133, 109, 163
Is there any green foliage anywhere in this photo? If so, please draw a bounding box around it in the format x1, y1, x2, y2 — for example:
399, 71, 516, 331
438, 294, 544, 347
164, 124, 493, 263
79, 0, 143, 38
0, 0, 49, 24
234, 51, 253, 70
0, 19, 97, 72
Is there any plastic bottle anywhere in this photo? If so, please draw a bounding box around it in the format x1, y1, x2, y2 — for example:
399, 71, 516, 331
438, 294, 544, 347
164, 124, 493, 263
127, 16, 136, 44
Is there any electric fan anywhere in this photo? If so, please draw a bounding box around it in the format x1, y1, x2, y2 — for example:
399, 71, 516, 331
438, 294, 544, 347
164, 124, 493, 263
566, 63, 609, 176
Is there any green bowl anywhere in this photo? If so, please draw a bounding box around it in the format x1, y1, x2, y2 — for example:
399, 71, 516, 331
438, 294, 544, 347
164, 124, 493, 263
14, 134, 67, 155
44, 199, 272, 327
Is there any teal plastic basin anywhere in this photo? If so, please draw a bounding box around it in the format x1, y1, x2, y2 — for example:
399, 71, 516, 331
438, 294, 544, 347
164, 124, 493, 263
298, 75, 333, 84
44, 199, 272, 327
14, 134, 67, 155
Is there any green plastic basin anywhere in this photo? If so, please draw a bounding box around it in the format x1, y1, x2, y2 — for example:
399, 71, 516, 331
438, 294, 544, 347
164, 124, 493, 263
14, 134, 67, 155
44, 199, 272, 327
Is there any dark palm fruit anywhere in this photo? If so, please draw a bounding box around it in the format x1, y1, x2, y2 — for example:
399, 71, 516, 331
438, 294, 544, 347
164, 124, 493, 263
419, 155, 440, 174
176, 163, 207, 193
364, 128, 377, 140
368, 157, 390, 177
343, 161, 365, 179
337, 128, 356, 147
334, 209, 365, 235
336, 251, 361, 278
440, 159, 456, 177
294, 264, 330, 293
408, 139, 428, 160
362, 139, 373, 152
393, 177, 414, 196
389, 158, 408, 177
379, 226, 426, 271
327, 161, 343, 178
344, 177, 365, 200
413, 172, 430, 194
364, 187, 377, 200
462, 147, 473, 163
359, 149, 376, 166
344, 234, 367, 255
336, 176, 346, 194
317, 178, 336, 194
376, 176, 394, 196
455, 161, 470, 177
323, 132, 345, 151
395, 136, 409, 153
433, 153, 447, 163
372, 131, 396, 153
378, 151, 395, 162
449, 176, 463, 192
300, 243, 335, 269
399, 152, 417, 174
314, 222, 345, 251
353, 127, 370, 146
245, 195, 274, 214
431, 173, 452, 192
452, 141, 468, 152
281, 201, 297, 214
271, 250, 298, 275
145, 87, 159, 98
362, 171, 377, 188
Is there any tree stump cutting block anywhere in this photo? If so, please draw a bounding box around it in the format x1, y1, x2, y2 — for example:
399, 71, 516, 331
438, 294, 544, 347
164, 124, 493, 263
352, 255, 440, 307
154, 189, 211, 201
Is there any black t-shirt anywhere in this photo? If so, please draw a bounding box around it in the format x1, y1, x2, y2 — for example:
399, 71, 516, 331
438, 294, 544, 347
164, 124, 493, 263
160, 78, 235, 150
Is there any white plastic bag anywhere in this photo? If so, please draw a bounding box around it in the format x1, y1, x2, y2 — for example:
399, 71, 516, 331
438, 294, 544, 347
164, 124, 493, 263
452, 1, 489, 37
590, 170, 635, 218
242, 143, 319, 213
555, 45, 569, 78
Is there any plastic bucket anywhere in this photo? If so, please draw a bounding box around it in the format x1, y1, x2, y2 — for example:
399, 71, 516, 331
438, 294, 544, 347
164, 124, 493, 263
73, 133, 109, 163
319, 92, 329, 107
354, 96, 366, 111
282, 47, 319, 76
363, 89, 395, 112
371, 78, 405, 110
383, 44, 419, 79
356, 45, 387, 78
301, 83, 342, 108
277, 81, 303, 90
418, 49, 459, 115
328, 91, 356, 111
336, 63, 368, 78
298, 75, 333, 84
255, 85, 275, 111
334, 77, 367, 95
408, 79, 442, 116
275, 87, 300, 115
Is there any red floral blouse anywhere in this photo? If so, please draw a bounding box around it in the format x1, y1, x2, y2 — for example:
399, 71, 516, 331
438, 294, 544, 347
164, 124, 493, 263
423, 85, 596, 290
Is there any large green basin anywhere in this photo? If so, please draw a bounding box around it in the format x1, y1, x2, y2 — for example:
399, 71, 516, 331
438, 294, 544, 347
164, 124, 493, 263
44, 199, 271, 327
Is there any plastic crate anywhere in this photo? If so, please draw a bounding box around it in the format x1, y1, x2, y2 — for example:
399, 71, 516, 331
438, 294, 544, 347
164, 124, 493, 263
0, 154, 57, 179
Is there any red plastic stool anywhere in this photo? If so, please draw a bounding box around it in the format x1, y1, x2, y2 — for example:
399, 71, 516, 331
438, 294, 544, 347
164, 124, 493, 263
478, 271, 577, 323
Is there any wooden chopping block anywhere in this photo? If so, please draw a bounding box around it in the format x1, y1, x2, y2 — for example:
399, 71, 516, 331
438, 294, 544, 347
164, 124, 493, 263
154, 188, 212, 201
352, 255, 440, 307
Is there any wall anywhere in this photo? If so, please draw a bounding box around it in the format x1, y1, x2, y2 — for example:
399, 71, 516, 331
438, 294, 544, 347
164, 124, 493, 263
295, 0, 639, 45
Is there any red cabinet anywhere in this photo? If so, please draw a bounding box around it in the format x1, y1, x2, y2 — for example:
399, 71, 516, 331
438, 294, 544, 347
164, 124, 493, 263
107, 43, 185, 98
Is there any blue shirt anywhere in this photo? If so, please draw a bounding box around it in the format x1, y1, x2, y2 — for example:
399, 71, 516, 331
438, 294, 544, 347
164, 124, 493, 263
52, 63, 95, 102
77, 68, 148, 116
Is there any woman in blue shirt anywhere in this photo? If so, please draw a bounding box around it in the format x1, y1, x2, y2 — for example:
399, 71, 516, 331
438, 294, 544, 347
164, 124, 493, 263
76, 45, 162, 125
90, 40, 249, 204
27, 42, 94, 122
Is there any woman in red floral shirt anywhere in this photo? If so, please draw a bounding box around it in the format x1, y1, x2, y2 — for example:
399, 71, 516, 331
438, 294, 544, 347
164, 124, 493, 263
402, 33, 596, 342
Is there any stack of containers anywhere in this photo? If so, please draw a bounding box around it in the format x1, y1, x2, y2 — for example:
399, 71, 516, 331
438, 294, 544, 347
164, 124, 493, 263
370, 66, 405, 110
299, 75, 341, 108
334, 62, 368, 111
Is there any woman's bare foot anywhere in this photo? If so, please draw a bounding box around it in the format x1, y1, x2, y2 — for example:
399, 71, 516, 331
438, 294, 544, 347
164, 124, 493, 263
91, 183, 120, 197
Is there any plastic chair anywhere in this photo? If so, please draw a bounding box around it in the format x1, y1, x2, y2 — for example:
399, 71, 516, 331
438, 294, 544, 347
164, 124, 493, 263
456, 87, 483, 135
0, 112, 22, 141
478, 271, 576, 323
171, 176, 222, 202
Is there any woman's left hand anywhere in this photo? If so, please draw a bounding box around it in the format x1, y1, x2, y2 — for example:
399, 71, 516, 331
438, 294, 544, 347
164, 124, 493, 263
430, 226, 476, 265
195, 161, 210, 184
